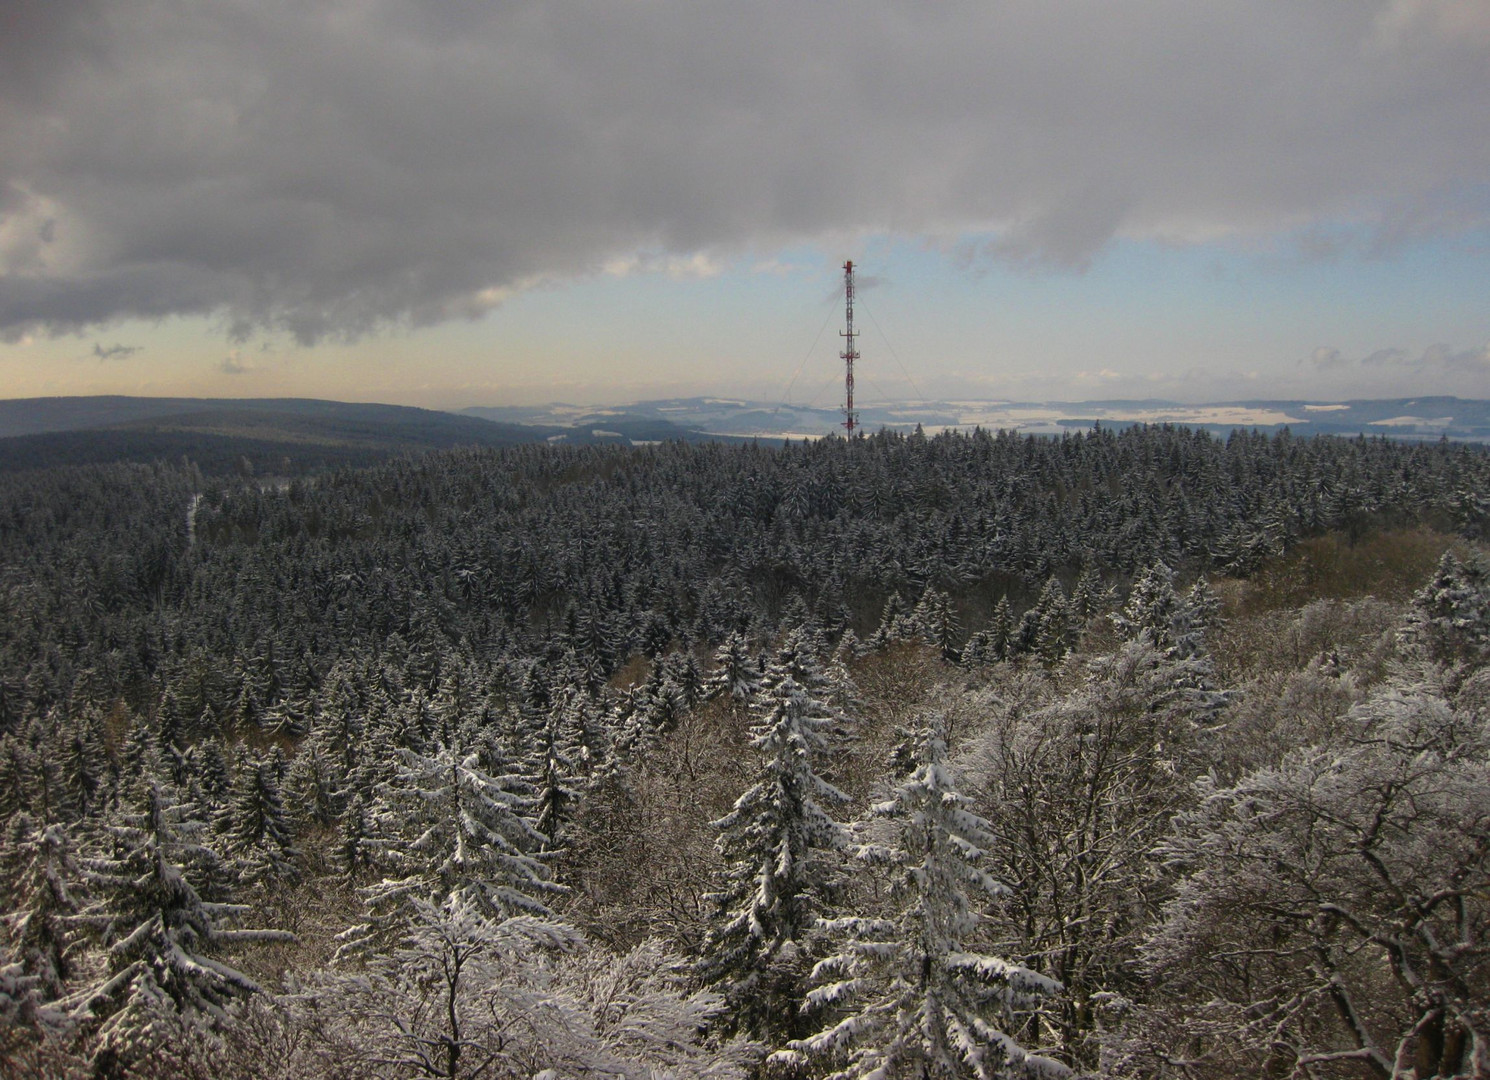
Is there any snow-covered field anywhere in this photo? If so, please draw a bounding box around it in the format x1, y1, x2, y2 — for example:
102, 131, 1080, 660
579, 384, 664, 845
466, 395, 1490, 442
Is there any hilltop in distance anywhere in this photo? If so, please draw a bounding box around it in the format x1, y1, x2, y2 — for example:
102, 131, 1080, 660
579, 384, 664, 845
1, 393, 1487, 477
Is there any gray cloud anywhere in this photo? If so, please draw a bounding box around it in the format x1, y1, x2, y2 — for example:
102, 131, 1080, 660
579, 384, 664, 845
957, 181, 1137, 272
1363, 347, 1413, 367
3, 1, 1489, 341
1307, 347, 1348, 370
1421, 343, 1490, 372
218, 350, 251, 375
1313, 343, 1489, 371
90, 342, 140, 361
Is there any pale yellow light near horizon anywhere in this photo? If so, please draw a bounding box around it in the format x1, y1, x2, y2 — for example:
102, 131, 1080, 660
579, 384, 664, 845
0, 317, 737, 410
5, 242, 1490, 410
0, 267, 834, 409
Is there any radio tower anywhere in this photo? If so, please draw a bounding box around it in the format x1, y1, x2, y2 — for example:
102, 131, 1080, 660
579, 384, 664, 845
840, 260, 859, 436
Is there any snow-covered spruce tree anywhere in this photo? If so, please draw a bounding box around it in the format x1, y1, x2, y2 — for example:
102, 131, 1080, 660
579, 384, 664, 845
605, 684, 662, 773
710, 631, 763, 701
1181, 577, 1221, 656
219, 750, 301, 888
3, 815, 84, 1003
337, 740, 561, 957
0, 732, 35, 821
29, 721, 72, 823
1111, 561, 1203, 658
73, 781, 292, 1074
824, 635, 865, 718
530, 702, 583, 852
664, 649, 707, 711
60, 709, 108, 821
195, 736, 232, 816
966, 596, 1015, 666
333, 791, 378, 884
117, 717, 164, 808
916, 587, 963, 663
1209, 517, 1284, 577
698, 668, 850, 1041
1069, 561, 1105, 626
781, 728, 1068, 1080
1020, 576, 1074, 666
1112, 561, 1178, 642
1400, 549, 1490, 669
962, 630, 993, 668
868, 591, 912, 651
763, 625, 843, 715
0, 939, 73, 1071
285, 723, 342, 831
629, 655, 688, 733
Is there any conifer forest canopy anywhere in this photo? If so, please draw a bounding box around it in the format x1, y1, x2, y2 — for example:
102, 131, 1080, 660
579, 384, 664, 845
2, 424, 1490, 1077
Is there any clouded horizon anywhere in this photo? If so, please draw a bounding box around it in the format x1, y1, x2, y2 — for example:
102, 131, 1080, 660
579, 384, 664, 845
2, 0, 1489, 408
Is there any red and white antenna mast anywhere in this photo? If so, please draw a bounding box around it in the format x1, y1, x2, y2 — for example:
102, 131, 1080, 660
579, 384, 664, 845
840, 260, 859, 436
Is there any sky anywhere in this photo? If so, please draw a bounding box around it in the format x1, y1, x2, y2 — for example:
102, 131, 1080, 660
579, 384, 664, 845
2, 0, 1490, 410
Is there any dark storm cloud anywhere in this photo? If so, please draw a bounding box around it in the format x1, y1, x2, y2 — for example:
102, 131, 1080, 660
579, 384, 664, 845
0, 0, 100, 105
3, 0, 1489, 341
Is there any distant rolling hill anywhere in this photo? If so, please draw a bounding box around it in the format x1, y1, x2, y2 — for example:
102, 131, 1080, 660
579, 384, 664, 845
0, 397, 562, 475
0, 396, 740, 476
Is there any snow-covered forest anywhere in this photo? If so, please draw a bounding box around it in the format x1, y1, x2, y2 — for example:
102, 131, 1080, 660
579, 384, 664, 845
2, 424, 1488, 1078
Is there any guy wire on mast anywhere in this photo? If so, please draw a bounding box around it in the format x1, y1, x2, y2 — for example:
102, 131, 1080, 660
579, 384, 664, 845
841, 260, 859, 436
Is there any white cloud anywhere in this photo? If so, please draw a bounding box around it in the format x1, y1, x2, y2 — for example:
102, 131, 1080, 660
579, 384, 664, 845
602, 251, 724, 281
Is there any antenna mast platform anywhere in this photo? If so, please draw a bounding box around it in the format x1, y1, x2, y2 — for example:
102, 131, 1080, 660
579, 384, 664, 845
840, 260, 859, 436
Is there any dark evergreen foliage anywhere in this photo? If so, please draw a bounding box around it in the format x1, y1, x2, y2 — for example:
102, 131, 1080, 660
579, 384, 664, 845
2, 425, 1488, 1074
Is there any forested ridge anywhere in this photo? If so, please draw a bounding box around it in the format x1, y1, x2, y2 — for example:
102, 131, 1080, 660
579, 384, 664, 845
2, 424, 1488, 1078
